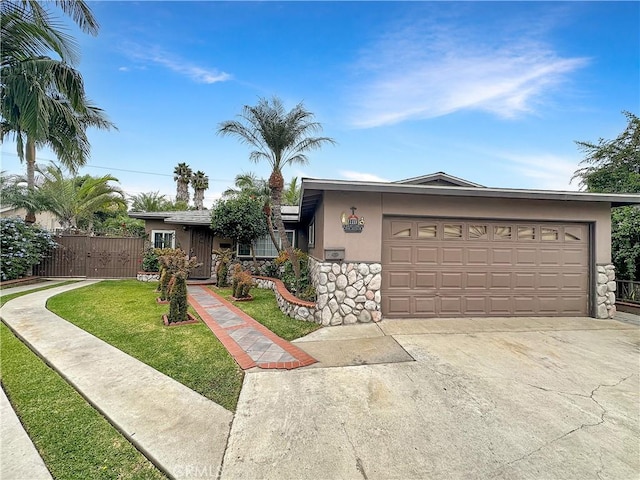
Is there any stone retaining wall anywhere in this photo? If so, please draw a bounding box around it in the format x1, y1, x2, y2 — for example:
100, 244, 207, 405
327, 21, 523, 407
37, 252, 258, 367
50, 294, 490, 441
309, 258, 382, 326
137, 272, 160, 282
253, 276, 318, 323
596, 264, 616, 319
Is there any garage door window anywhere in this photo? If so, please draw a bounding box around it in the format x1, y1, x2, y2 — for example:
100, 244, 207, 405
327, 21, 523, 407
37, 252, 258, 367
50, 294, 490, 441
392, 221, 412, 238
564, 226, 582, 241
541, 227, 558, 241
518, 226, 536, 240
494, 226, 512, 240
418, 224, 437, 238
444, 224, 462, 239
468, 225, 488, 239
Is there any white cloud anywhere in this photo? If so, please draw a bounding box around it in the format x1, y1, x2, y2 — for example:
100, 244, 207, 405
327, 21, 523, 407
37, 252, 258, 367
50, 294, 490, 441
118, 66, 129, 72
495, 152, 581, 191
339, 170, 390, 182
348, 19, 588, 128
125, 45, 231, 84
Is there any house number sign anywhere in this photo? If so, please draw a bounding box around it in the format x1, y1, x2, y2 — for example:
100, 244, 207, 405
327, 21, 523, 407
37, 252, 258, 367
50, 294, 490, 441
341, 207, 364, 233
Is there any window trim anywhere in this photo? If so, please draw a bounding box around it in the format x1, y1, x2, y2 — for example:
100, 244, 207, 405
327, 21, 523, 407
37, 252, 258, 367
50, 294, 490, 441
308, 219, 315, 247
151, 229, 175, 249
237, 230, 296, 258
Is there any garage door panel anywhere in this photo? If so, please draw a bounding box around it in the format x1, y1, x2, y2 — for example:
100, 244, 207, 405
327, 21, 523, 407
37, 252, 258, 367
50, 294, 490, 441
442, 248, 464, 265
488, 297, 511, 314
514, 273, 535, 289
440, 296, 463, 315
416, 247, 438, 264
490, 272, 512, 289
467, 248, 490, 265
464, 297, 487, 314
441, 272, 463, 289
467, 272, 488, 289
415, 297, 436, 315
415, 272, 436, 289
387, 272, 411, 289
388, 246, 412, 263
514, 296, 536, 314
382, 217, 589, 318
386, 297, 411, 316
492, 248, 514, 265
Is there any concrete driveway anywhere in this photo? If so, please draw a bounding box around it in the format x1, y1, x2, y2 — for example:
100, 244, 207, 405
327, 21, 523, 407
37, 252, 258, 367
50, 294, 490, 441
221, 317, 639, 480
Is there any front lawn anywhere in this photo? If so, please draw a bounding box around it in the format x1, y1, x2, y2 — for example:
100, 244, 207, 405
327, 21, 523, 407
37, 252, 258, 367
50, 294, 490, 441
47, 280, 244, 411
215, 286, 321, 341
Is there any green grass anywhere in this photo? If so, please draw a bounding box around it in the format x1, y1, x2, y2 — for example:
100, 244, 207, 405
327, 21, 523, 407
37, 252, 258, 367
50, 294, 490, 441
215, 286, 321, 341
0, 323, 166, 480
47, 280, 244, 411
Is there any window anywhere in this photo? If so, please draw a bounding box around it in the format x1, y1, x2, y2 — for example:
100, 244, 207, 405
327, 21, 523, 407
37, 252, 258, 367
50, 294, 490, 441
541, 228, 558, 241
564, 226, 582, 241
494, 226, 512, 240
152, 230, 175, 249
238, 231, 295, 258
443, 224, 462, 239
308, 220, 315, 247
468, 225, 488, 240
418, 224, 437, 238
518, 226, 536, 240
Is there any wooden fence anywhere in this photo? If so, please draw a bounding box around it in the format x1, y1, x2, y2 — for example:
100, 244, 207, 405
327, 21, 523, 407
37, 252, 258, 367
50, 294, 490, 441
34, 235, 145, 278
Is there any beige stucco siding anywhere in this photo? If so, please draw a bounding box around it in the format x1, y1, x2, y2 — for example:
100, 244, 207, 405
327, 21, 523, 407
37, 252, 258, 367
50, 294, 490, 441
317, 191, 612, 264
144, 220, 191, 251
319, 191, 383, 262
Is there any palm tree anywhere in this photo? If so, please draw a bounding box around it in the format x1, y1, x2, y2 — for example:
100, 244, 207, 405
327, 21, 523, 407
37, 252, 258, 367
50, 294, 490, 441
173, 163, 192, 204
191, 170, 209, 210
283, 176, 301, 205
36, 163, 125, 232
223, 172, 279, 251
218, 96, 335, 280
129, 191, 170, 212
1, 1, 112, 223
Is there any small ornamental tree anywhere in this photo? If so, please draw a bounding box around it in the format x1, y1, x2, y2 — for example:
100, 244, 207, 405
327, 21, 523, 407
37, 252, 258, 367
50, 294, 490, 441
159, 249, 201, 323
231, 264, 254, 299
213, 248, 233, 287
0, 217, 57, 281
211, 196, 268, 270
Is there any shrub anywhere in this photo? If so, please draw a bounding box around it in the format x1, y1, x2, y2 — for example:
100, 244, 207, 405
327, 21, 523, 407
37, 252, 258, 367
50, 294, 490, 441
168, 275, 188, 323
160, 250, 201, 324
141, 245, 159, 272
0, 217, 57, 281
214, 248, 233, 287
231, 264, 254, 299
274, 249, 315, 301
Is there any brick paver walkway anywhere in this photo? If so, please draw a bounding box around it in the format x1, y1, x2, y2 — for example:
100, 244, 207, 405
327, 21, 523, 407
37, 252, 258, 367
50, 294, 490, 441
187, 286, 317, 370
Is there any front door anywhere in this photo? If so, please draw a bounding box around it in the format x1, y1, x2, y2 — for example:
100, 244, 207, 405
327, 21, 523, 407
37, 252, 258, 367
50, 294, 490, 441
189, 228, 214, 279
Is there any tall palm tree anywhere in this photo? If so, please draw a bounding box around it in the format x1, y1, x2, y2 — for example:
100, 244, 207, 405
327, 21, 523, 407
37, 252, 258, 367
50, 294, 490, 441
223, 172, 279, 250
36, 163, 125, 232
218, 96, 335, 280
1, 1, 112, 223
173, 162, 192, 204
191, 170, 209, 210
129, 191, 169, 212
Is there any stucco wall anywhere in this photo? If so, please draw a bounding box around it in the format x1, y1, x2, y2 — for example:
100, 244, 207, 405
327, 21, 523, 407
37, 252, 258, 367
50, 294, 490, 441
316, 191, 612, 264
144, 220, 191, 251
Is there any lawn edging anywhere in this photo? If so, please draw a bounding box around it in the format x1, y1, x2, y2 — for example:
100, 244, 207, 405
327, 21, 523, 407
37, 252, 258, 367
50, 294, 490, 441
253, 276, 318, 324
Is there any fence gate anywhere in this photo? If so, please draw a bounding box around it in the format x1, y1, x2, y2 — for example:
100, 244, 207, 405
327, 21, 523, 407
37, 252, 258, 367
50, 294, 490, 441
35, 235, 145, 278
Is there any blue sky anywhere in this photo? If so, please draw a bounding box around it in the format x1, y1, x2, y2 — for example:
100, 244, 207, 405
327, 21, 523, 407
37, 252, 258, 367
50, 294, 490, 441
2, 1, 638, 207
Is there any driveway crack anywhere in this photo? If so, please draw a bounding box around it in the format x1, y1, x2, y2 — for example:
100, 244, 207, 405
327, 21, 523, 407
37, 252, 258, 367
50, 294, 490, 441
342, 423, 368, 480
490, 374, 635, 478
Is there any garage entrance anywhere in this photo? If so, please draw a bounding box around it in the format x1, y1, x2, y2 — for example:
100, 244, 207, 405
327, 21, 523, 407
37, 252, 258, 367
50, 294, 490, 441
382, 217, 590, 317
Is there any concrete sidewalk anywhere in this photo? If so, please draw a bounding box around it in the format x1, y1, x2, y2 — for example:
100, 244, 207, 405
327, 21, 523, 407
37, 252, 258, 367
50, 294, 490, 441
0, 279, 66, 295
1, 281, 233, 480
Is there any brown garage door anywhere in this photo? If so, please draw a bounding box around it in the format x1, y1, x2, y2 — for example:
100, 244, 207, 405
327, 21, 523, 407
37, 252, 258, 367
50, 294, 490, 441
382, 217, 590, 317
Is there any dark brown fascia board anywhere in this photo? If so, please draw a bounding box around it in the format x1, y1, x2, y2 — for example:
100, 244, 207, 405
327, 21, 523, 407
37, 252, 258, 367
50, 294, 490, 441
300, 179, 640, 207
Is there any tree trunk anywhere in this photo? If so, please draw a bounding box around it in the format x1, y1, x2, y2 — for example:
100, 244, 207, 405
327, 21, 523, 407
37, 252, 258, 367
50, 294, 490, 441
25, 137, 37, 224
250, 241, 259, 272
264, 204, 279, 252
270, 170, 300, 283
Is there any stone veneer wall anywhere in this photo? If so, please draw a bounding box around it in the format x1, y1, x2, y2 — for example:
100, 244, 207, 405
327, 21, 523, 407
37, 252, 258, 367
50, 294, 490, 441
596, 264, 616, 319
211, 254, 276, 283
253, 276, 317, 323
309, 258, 382, 326
137, 272, 160, 282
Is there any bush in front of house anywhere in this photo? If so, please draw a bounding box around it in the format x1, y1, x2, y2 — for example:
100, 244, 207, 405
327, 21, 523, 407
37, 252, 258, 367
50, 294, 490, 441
274, 248, 316, 302
141, 245, 159, 272
159, 250, 201, 323
214, 248, 233, 287
0, 217, 57, 281
231, 264, 254, 299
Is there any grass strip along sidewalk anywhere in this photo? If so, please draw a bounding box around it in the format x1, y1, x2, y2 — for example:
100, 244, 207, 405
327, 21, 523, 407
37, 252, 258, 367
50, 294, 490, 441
0, 283, 166, 480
